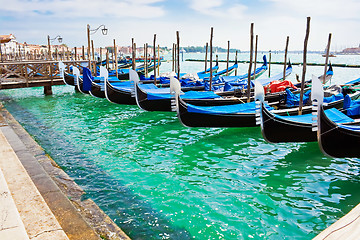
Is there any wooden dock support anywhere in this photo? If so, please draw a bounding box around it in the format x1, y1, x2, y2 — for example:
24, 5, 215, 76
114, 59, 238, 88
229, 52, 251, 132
43, 85, 53, 95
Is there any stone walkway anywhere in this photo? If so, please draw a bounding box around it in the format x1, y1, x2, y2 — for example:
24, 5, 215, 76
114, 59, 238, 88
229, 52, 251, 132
0, 130, 69, 240
0, 105, 130, 240
313, 203, 360, 240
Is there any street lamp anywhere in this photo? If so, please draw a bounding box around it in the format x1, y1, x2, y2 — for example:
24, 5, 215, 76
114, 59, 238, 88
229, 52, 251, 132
47, 35, 63, 59
89, 24, 108, 36
87, 24, 108, 72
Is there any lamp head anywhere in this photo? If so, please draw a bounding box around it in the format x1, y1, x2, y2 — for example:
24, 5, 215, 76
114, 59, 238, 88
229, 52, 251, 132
102, 27, 108, 35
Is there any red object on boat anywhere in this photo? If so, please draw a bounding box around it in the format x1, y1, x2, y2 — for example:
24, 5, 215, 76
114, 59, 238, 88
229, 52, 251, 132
265, 80, 297, 93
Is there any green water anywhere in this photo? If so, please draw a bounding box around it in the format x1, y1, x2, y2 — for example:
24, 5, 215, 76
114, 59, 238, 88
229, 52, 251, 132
1, 53, 360, 239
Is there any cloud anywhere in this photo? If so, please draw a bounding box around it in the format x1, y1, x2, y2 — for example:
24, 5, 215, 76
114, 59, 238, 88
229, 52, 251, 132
188, 0, 247, 19
0, 0, 166, 19
189, 0, 223, 11
267, 0, 360, 20
226, 4, 248, 19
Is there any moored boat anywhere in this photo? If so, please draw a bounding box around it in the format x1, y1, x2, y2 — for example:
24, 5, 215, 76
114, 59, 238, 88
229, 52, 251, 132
260, 75, 360, 143
318, 104, 360, 158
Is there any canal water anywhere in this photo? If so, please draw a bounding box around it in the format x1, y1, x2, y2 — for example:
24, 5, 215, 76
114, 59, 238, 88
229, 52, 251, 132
1, 53, 360, 239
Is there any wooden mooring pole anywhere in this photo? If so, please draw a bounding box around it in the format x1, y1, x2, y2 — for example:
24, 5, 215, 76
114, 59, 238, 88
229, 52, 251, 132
177, 31, 180, 81
153, 34, 157, 84
253, 35, 258, 79
235, 50, 238, 75
114, 39, 118, 79
247, 23, 254, 102
209, 27, 213, 91
226, 40, 230, 76
323, 33, 332, 84
268, 50, 271, 77
172, 43, 175, 72
132, 38, 136, 70
283, 36, 289, 81
157, 44, 160, 76
205, 42, 208, 72
299, 17, 311, 115
145, 43, 148, 77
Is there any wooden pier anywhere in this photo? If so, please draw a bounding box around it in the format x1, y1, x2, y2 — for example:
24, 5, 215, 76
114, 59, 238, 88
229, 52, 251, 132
0, 60, 89, 94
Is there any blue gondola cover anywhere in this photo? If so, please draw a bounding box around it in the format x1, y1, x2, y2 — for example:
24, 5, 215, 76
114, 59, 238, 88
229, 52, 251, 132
82, 67, 93, 91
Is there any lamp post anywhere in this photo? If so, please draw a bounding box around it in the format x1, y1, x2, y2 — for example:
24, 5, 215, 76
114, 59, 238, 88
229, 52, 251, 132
87, 24, 108, 73
47, 35, 62, 60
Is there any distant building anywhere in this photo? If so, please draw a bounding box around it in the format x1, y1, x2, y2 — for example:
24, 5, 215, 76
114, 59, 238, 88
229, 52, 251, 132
0, 34, 18, 54
340, 45, 360, 54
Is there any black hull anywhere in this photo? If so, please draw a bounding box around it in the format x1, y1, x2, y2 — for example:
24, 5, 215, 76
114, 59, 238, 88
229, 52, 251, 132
261, 102, 316, 143
318, 105, 360, 158
177, 97, 257, 127
64, 72, 75, 86
105, 79, 136, 105
116, 73, 130, 80
90, 82, 106, 98
135, 84, 172, 111
260, 91, 360, 143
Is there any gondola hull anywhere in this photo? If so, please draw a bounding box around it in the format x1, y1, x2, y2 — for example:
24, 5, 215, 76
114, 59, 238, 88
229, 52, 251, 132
105, 79, 136, 105
177, 97, 257, 127
64, 72, 75, 86
318, 105, 360, 158
260, 102, 316, 143
89, 81, 106, 98
261, 91, 360, 143
135, 83, 172, 111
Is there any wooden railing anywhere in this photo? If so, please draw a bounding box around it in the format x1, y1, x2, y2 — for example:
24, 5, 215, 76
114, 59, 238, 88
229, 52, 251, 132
0, 60, 90, 89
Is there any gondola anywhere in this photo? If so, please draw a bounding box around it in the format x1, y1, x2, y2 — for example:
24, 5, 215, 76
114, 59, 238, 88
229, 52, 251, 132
260, 76, 360, 143
106, 61, 232, 106
72, 66, 89, 94
318, 104, 360, 158
133, 58, 268, 112
174, 79, 271, 127
59, 61, 76, 86
61, 61, 159, 88
176, 73, 357, 129
196, 61, 219, 78
105, 77, 137, 105
260, 101, 358, 143
210, 58, 238, 78
177, 96, 273, 127
108, 61, 159, 80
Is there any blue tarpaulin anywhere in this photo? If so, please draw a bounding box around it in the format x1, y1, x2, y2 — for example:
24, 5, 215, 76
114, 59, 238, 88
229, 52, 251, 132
82, 67, 93, 91
277, 108, 354, 124
285, 89, 311, 107
343, 94, 360, 116
187, 101, 273, 115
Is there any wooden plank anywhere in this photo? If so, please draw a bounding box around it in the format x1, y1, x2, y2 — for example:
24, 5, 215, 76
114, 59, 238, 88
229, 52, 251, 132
0, 79, 64, 89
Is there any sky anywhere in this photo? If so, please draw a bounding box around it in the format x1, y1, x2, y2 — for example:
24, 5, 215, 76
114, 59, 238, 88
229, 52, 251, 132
1, 0, 359, 51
